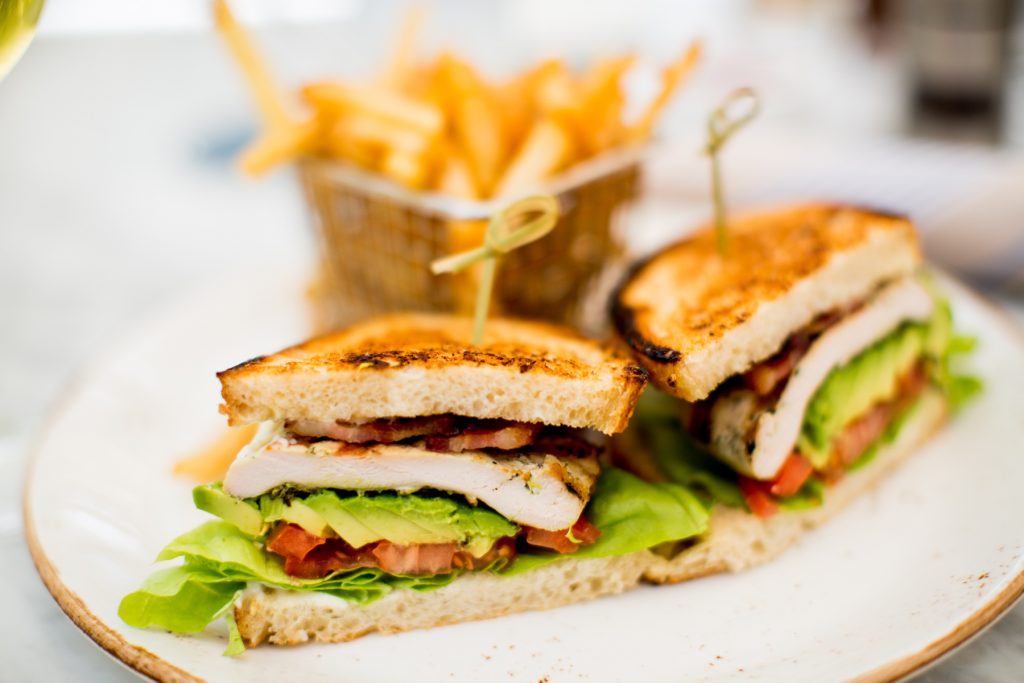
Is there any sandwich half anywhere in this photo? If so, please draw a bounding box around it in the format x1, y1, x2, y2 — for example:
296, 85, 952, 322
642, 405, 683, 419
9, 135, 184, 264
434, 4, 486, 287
120, 314, 709, 650
610, 204, 980, 583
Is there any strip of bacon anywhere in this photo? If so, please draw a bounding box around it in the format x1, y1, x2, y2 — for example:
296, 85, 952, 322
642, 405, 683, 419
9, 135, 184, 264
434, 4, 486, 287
424, 421, 541, 453
288, 415, 458, 443
743, 332, 811, 396
741, 302, 862, 398
531, 434, 601, 460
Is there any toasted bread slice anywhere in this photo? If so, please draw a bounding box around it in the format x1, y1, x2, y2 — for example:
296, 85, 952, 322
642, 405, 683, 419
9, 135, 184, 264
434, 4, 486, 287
235, 551, 654, 646
611, 204, 922, 401
644, 388, 946, 583
219, 313, 647, 434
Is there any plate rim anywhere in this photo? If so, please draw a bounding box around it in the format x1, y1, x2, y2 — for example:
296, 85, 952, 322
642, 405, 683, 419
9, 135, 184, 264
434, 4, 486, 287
21, 275, 1024, 683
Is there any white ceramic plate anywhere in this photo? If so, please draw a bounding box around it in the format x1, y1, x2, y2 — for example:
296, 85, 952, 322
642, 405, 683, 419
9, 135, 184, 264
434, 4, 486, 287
25, 267, 1024, 683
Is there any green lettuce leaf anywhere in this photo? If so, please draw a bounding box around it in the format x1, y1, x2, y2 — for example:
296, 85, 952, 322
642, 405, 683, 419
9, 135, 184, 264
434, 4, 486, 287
223, 611, 246, 657
118, 564, 243, 633
775, 477, 825, 511
936, 332, 984, 411
627, 389, 745, 508
503, 468, 708, 575
154, 520, 460, 596
620, 288, 980, 515
120, 467, 706, 642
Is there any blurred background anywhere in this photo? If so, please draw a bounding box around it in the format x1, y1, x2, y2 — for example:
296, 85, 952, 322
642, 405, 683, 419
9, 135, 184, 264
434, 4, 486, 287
2, 1, 1023, 681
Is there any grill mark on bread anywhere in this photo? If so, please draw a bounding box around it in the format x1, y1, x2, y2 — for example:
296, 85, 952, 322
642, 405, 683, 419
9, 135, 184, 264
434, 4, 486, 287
615, 205, 914, 351
611, 204, 922, 400
315, 348, 591, 374
218, 314, 648, 434
221, 354, 269, 375
609, 250, 684, 364
610, 299, 683, 364
219, 322, 634, 379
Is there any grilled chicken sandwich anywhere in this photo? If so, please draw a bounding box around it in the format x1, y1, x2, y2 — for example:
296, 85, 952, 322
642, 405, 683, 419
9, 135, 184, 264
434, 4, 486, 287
120, 314, 709, 649
611, 204, 979, 582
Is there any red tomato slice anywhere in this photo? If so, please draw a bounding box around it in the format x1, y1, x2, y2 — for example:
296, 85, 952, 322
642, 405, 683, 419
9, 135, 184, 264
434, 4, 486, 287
570, 516, 601, 545
525, 515, 602, 553
769, 453, 814, 497
282, 544, 364, 579
372, 541, 458, 575
739, 477, 778, 518
266, 523, 326, 561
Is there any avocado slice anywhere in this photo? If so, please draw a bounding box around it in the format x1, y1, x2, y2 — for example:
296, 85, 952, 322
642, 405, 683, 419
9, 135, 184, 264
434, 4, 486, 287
195, 485, 518, 552
303, 490, 517, 550
193, 484, 264, 536
798, 318, 932, 469
259, 495, 331, 537
303, 492, 386, 548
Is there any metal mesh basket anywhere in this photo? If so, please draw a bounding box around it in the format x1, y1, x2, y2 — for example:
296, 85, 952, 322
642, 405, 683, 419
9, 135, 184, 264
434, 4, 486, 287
299, 147, 643, 334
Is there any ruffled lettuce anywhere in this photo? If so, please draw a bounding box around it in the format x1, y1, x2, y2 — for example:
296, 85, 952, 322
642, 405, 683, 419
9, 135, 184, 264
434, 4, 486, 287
625, 389, 746, 508
119, 468, 708, 647
504, 466, 708, 575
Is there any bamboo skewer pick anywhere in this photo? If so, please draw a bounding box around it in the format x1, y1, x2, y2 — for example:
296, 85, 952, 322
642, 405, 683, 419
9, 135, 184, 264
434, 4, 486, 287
430, 195, 560, 344
704, 88, 760, 256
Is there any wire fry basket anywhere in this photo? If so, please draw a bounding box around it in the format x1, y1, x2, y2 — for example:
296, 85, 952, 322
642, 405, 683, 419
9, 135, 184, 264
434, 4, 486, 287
299, 147, 644, 335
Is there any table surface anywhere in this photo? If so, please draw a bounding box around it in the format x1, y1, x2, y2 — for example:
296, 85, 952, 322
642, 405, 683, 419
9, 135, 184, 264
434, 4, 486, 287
3, 16, 1023, 683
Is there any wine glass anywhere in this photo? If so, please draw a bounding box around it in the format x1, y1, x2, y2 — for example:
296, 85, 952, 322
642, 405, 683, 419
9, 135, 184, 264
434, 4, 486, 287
0, 0, 45, 79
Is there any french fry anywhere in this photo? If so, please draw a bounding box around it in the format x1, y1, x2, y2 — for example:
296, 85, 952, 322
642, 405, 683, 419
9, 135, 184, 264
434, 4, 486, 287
173, 424, 258, 483
536, 56, 634, 156
380, 148, 431, 189
331, 111, 433, 158
532, 60, 578, 115
303, 82, 445, 138
215, 1, 702, 195
324, 120, 380, 169
453, 95, 506, 196
493, 116, 573, 198
437, 148, 479, 200
437, 54, 508, 196
578, 96, 627, 153
573, 56, 635, 153
495, 69, 541, 148
628, 40, 702, 141
378, 4, 426, 89
433, 52, 485, 99
240, 118, 321, 175
580, 55, 635, 96
491, 57, 551, 143
212, 0, 293, 129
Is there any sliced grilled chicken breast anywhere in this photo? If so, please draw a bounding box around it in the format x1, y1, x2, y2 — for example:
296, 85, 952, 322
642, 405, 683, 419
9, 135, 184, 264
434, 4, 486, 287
710, 276, 934, 479
224, 433, 600, 531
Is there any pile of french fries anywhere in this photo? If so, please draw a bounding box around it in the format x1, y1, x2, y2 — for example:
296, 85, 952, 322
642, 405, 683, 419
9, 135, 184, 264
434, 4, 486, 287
214, 1, 700, 200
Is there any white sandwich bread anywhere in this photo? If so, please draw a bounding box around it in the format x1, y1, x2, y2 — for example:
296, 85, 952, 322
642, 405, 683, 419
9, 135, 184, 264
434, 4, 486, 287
612, 203, 976, 584
236, 551, 653, 646
119, 313, 713, 649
